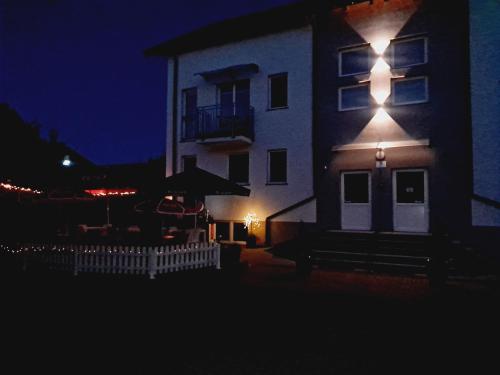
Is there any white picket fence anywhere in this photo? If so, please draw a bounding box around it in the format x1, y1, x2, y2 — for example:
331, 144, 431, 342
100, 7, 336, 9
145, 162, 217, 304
23, 242, 221, 279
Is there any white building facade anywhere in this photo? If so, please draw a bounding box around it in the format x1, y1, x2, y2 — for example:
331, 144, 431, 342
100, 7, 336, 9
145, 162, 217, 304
151, 18, 316, 244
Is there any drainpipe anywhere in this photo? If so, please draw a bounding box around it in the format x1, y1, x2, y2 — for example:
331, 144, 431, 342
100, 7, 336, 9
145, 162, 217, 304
311, 13, 319, 195
172, 56, 179, 175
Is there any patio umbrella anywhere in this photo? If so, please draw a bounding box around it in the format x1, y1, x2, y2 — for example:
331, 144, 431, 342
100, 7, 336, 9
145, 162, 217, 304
151, 167, 251, 197
138, 167, 250, 230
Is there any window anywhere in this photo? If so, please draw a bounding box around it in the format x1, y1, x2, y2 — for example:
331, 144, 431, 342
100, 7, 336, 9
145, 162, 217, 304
218, 80, 250, 118
392, 77, 428, 105
182, 88, 197, 140
182, 155, 197, 171
339, 46, 371, 76
343, 173, 370, 204
215, 222, 230, 241
228, 153, 249, 184
268, 73, 288, 109
268, 149, 287, 184
215, 221, 247, 243
391, 37, 427, 69
338, 84, 370, 111
233, 222, 248, 242
396, 171, 425, 204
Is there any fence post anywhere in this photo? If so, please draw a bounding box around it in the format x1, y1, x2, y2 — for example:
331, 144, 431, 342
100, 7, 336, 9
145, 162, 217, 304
216, 243, 221, 270
22, 245, 28, 272
73, 245, 79, 276
148, 246, 157, 280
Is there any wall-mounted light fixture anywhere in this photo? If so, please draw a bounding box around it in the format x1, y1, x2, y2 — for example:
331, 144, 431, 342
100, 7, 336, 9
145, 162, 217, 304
375, 146, 386, 168
371, 39, 390, 55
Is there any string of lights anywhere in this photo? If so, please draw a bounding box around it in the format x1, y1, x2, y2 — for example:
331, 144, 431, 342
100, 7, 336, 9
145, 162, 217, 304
0, 182, 43, 195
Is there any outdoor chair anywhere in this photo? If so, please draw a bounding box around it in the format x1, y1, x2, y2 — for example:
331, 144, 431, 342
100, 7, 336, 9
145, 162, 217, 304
186, 228, 206, 244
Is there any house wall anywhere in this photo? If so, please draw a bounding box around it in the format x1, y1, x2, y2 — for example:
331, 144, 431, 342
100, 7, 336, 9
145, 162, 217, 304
315, 0, 471, 236
166, 26, 315, 243
469, 0, 500, 228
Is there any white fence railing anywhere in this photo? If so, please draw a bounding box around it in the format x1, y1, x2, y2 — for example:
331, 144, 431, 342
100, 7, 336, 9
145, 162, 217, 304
20, 242, 221, 279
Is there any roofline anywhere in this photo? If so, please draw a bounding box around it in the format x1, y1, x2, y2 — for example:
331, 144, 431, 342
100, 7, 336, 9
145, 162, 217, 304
144, 1, 326, 57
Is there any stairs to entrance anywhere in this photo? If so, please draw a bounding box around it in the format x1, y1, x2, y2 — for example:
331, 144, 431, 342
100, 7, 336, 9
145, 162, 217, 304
308, 231, 433, 275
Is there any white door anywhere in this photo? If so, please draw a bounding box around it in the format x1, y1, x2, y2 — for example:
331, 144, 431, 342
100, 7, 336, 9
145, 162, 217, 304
341, 172, 371, 230
393, 169, 429, 232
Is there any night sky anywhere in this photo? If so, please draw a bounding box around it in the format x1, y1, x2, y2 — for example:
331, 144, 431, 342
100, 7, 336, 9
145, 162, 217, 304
0, 0, 293, 165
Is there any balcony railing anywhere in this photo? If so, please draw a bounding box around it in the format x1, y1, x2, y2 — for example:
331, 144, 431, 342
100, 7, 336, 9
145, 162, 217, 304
182, 104, 254, 143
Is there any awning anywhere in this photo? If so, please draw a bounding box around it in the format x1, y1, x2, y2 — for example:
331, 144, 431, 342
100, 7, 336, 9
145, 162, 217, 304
195, 63, 259, 83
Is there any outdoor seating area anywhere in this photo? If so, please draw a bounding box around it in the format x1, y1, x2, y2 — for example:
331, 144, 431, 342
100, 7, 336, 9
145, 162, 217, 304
1, 167, 250, 277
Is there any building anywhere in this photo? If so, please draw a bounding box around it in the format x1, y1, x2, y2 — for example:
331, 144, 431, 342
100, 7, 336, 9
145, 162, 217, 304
469, 0, 500, 249
145, 2, 318, 245
146, 0, 499, 249
316, 0, 471, 237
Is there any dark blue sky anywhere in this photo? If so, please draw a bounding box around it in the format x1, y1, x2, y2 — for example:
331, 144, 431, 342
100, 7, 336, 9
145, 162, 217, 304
0, 0, 293, 165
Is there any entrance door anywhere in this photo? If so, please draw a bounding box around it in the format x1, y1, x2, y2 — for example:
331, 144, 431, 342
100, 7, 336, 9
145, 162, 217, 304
341, 171, 371, 230
393, 169, 429, 232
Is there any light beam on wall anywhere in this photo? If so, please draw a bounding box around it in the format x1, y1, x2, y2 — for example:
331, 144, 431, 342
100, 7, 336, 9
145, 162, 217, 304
341, 0, 421, 146
370, 57, 392, 104
371, 39, 390, 55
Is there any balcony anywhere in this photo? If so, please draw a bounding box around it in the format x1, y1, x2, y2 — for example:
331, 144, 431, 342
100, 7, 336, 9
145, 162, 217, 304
182, 104, 254, 147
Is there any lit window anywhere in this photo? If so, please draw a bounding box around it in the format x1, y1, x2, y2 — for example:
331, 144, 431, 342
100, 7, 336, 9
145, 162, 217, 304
392, 77, 428, 105
268, 149, 287, 184
338, 84, 370, 111
391, 37, 427, 69
268, 73, 288, 109
339, 46, 371, 76
228, 153, 249, 184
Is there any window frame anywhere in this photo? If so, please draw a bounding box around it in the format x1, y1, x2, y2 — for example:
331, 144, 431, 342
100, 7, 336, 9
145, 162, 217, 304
267, 149, 288, 185
390, 36, 428, 69
268, 73, 288, 110
391, 76, 429, 106
181, 155, 197, 172
338, 83, 371, 112
341, 171, 372, 205
228, 152, 250, 185
216, 79, 250, 110
338, 44, 372, 77
181, 87, 198, 141
215, 220, 247, 244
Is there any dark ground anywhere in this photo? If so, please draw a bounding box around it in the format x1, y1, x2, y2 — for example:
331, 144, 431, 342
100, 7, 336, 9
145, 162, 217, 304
2, 250, 499, 374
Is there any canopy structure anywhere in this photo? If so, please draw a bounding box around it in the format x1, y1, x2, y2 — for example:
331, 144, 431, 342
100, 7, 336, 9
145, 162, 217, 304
153, 167, 251, 197
195, 63, 259, 83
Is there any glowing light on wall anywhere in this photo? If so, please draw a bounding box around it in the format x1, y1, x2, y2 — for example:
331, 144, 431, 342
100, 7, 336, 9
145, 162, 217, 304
371, 57, 390, 73
372, 107, 392, 124
371, 39, 390, 55
343, 0, 421, 145
369, 57, 392, 105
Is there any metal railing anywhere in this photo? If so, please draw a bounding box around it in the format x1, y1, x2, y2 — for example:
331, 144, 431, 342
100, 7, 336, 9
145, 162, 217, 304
182, 104, 254, 141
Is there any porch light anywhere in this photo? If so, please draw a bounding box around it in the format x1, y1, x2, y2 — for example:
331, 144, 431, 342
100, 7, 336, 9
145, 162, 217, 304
375, 147, 385, 161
